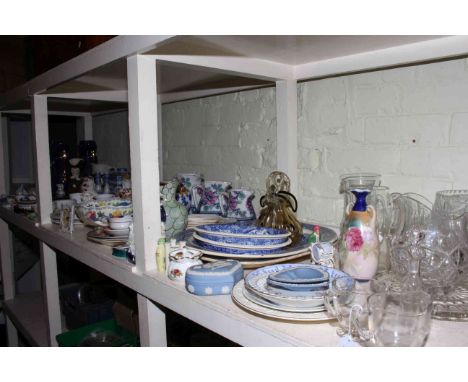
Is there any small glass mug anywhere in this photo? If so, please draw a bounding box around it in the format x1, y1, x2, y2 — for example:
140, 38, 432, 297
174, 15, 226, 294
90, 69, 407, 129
324, 275, 388, 340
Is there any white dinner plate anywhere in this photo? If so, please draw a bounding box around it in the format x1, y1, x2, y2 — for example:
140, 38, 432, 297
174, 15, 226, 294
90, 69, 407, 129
232, 281, 333, 322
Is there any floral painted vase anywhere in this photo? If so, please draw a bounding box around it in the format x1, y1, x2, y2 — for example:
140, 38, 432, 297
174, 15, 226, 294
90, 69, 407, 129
175, 173, 204, 213
339, 189, 379, 280
220, 189, 256, 220
193, 181, 231, 215
160, 179, 188, 239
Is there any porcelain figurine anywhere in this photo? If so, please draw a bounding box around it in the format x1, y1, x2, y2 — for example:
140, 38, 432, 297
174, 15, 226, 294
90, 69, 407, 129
160, 179, 188, 238
220, 188, 256, 220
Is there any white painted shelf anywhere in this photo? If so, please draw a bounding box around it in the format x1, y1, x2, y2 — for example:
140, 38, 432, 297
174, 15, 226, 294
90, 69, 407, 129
3, 292, 48, 346
3, 35, 468, 346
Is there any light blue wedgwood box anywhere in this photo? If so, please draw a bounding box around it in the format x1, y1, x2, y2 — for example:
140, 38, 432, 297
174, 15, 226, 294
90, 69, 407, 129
185, 260, 244, 296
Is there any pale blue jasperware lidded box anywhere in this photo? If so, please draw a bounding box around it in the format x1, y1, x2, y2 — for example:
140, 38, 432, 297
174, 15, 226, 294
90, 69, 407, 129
185, 260, 243, 296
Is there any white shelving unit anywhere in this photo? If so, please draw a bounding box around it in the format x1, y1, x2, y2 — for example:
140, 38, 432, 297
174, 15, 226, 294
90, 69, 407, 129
2, 35, 468, 346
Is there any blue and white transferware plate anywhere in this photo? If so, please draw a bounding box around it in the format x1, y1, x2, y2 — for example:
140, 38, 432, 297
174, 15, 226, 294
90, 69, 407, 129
244, 264, 349, 308
193, 232, 292, 250
185, 234, 311, 259
266, 278, 329, 292
194, 223, 291, 239
232, 281, 332, 322
268, 266, 329, 284
196, 231, 289, 246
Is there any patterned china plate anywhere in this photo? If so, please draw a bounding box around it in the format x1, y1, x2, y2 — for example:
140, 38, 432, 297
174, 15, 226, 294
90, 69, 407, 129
193, 232, 292, 250
194, 223, 291, 239
245, 264, 348, 308
185, 235, 311, 259
232, 281, 333, 322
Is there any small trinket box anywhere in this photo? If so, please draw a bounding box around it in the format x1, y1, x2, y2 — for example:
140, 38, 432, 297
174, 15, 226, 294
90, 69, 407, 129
185, 260, 243, 296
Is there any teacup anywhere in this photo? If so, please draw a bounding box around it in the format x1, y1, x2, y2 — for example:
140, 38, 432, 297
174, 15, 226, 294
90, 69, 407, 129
220, 188, 256, 220
192, 181, 231, 215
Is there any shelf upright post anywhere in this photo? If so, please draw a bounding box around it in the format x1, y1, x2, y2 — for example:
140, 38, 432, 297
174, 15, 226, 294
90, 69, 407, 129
83, 113, 93, 140
31, 95, 62, 346
0, 112, 19, 346
127, 55, 167, 346
276, 80, 298, 194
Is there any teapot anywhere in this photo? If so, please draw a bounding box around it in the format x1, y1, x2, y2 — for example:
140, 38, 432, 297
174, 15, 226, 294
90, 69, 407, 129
167, 245, 203, 282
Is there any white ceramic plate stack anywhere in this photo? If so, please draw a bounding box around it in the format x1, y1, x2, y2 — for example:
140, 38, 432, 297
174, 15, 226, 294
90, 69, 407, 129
87, 228, 128, 247
186, 214, 235, 230
232, 264, 348, 321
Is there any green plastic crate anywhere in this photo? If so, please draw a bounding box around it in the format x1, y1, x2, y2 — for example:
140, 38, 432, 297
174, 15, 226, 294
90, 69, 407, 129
56, 319, 139, 347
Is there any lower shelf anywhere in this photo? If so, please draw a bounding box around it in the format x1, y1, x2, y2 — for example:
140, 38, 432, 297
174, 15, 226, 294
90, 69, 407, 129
3, 292, 48, 346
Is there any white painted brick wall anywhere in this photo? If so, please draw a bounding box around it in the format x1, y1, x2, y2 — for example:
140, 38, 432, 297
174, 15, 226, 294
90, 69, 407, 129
298, 57, 468, 226
95, 57, 468, 228
162, 88, 277, 213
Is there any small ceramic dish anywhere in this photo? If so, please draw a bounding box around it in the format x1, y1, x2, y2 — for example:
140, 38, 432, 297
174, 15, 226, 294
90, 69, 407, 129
267, 278, 329, 292
109, 221, 131, 230
268, 266, 329, 284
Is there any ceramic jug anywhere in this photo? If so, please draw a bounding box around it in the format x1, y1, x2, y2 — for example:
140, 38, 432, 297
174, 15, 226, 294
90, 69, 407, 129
167, 246, 203, 282
160, 179, 188, 239
176, 173, 204, 213
220, 188, 256, 220
192, 181, 231, 215
339, 186, 380, 281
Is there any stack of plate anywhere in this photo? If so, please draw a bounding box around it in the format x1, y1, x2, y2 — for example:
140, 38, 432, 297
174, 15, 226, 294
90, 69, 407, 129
186, 214, 235, 230
232, 264, 348, 321
87, 228, 128, 247
183, 223, 337, 269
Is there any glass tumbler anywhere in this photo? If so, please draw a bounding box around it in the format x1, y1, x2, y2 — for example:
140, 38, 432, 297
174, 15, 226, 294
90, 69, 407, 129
367, 291, 432, 347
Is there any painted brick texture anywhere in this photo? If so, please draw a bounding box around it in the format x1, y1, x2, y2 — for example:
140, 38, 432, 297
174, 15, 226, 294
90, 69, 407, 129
95, 57, 468, 227
162, 88, 277, 213
298, 58, 468, 226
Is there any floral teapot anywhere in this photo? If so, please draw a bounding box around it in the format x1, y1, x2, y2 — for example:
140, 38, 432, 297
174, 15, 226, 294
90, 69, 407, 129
167, 244, 203, 281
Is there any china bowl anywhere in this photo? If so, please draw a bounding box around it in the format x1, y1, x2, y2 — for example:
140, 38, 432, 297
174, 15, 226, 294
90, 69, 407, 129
109, 220, 131, 230
76, 199, 133, 227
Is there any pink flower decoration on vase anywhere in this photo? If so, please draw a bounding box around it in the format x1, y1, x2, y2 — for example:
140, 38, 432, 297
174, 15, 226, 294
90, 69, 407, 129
345, 227, 364, 252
